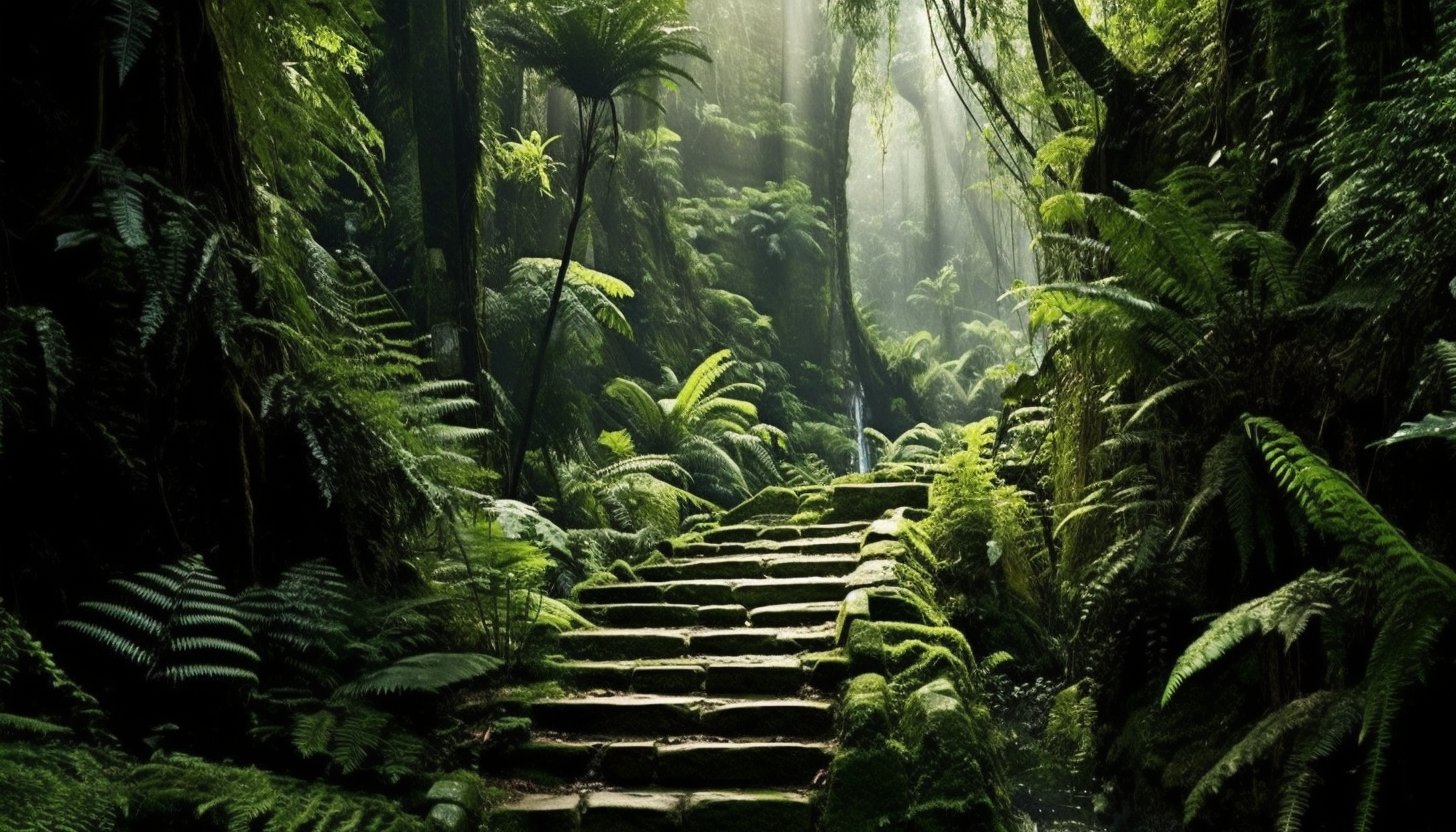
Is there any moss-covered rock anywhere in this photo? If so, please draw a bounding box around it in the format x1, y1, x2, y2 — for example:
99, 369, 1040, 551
900, 680, 991, 804
818, 745, 911, 832
607, 559, 638, 583
787, 489, 831, 525
886, 640, 973, 698
720, 486, 802, 525
863, 586, 939, 625
825, 482, 931, 522
835, 589, 872, 646
839, 673, 893, 748
845, 619, 885, 676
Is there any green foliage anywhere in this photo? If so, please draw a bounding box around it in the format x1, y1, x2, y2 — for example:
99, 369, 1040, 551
0, 743, 123, 832
61, 555, 259, 685
494, 130, 562, 197
0, 305, 71, 453
105, 0, 159, 85
604, 349, 784, 505
1163, 416, 1456, 830
1, 606, 106, 740
334, 653, 500, 699
127, 753, 427, 832
487, 0, 708, 109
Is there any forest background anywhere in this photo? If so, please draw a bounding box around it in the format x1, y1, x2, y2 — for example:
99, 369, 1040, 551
1, 0, 1452, 830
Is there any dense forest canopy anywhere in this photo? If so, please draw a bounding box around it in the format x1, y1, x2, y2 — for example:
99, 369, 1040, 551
1, 0, 1452, 830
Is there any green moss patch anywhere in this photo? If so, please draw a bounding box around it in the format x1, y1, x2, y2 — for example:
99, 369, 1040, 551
720, 486, 802, 525
819, 745, 912, 832
839, 673, 893, 748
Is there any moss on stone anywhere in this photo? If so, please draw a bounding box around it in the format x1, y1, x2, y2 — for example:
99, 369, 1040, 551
899, 680, 988, 802
608, 559, 637, 582
835, 589, 871, 646
845, 619, 886, 676
818, 745, 911, 832
839, 673, 893, 748
866, 588, 947, 627
788, 489, 831, 525
877, 622, 975, 666
720, 486, 802, 526
569, 570, 618, 601
887, 640, 973, 699
825, 482, 931, 522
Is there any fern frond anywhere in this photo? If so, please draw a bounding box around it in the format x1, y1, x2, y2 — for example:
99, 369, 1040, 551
106, 0, 160, 84
332, 652, 500, 699
1163, 569, 1349, 705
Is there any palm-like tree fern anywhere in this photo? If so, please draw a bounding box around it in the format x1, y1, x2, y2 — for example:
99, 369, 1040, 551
487, 0, 708, 497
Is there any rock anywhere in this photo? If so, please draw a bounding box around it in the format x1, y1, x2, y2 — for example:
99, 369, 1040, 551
839, 673, 893, 748
598, 741, 656, 785
719, 487, 802, 525
826, 482, 930, 521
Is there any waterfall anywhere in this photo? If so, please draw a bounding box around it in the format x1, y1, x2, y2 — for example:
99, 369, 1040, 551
851, 384, 870, 474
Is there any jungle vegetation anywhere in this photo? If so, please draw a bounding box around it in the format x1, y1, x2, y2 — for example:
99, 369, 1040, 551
1, 0, 1451, 830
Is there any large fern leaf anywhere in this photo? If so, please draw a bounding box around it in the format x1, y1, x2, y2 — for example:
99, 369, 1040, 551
332, 652, 500, 699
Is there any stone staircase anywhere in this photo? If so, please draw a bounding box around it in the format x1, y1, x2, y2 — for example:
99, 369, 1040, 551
487, 521, 874, 831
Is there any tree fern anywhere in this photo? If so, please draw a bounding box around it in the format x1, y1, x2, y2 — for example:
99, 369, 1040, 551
61, 555, 259, 685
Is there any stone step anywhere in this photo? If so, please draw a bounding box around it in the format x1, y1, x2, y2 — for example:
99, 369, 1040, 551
674, 534, 862, 558
558, 656, 810, 695
576, 577, 849, 609
558, 625, 834, 661
489, 789, 814, 832
655, 741, 832, 787
635, 553, 860, 583
747, 601, 841, 628
499, 739, 832, 788
526, 695, 833, 739
702, 521, 870, 544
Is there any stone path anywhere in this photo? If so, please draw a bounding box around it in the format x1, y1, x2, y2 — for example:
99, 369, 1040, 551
487, 521, 875, 831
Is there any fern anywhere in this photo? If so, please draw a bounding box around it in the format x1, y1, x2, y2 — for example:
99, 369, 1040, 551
61, 555, 259, 685
127, 753, 427, 832
333, 652, 500, 699
105, 0, 159, 84
1, 743, 123, 832
1163, 569, 1349, 704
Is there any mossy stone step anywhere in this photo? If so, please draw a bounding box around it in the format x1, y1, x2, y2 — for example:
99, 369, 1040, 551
732, 576, 849, 606
582, 791, 681, 831
764, 554, 860, 578
559, 626, 836, 661
702, 521, 871, 545
636, 556, 765, 582
579, 576, 849, 609
682, 791, 813, 832
674, 535, 861, 558
556, 657, 810, 695
747, 601, 842, 627
488, 793, 580, 832
701, 698, 834, 738
580, 603, 699, 628
636, 553, 861, 582
530, 695, 701, 736
526, 695, 833, 739
656, 742, 833, 787
559, 629, 690, 661
489, 791, 814, 832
